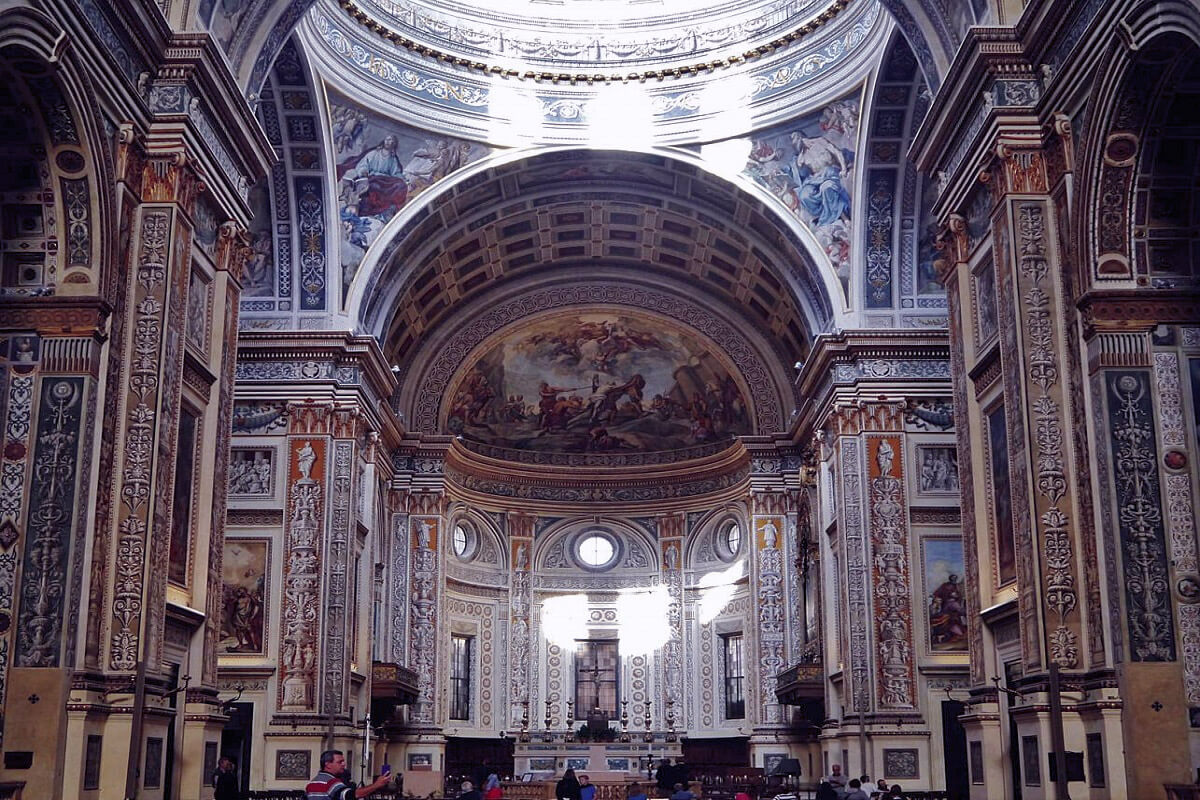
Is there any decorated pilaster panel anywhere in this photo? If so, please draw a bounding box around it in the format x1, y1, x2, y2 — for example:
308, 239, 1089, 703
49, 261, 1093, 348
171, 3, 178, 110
1154, 353, 1200, 702
751, 492, 786, 726
936, 233, 987, 686
865, 434, 916, 709
1010, 195, 1083, 668
202, 229, 246, 688
390, 509, 409, 665
0, 341, 37, 699
508, 512, 534, 725
278, 424, 328, 712
991, 207, 1044, 671
109, 160, 199, 673
836, 427, 871, 712
323, 436, 356, 717
1104, 371, 1175, 661
660, 512, 685, 719
408, 492, 443, 725
15, 373, 87, 667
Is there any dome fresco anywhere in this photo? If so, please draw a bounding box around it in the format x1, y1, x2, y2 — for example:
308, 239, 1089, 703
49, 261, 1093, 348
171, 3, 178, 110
444, 310, 754, 453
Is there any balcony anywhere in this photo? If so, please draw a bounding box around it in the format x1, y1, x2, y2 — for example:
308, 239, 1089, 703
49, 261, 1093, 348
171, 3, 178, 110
774, 663, 823, 705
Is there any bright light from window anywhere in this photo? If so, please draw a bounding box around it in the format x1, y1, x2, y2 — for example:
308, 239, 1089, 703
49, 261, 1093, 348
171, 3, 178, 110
697, 560, 746, 624
453, 524, 469, 556
725, 523, 741, 556
588, 84, 655, 148
699, 138, 753, 179
542, 594, 591, 649
616, 585, 671, 655
578, 534, 615, 566
487, 80, 545, 145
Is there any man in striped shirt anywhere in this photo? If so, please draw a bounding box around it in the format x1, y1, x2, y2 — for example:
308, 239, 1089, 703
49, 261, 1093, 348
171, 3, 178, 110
306, 749, 392, 800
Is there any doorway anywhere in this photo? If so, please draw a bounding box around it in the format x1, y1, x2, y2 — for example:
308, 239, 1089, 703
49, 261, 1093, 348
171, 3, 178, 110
221, 702, 255, 796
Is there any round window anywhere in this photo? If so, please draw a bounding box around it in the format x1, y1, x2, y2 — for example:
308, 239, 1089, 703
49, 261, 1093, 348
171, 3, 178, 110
577, 534, 616, 568
724, 522, 741, 556
452, 523, 476, 560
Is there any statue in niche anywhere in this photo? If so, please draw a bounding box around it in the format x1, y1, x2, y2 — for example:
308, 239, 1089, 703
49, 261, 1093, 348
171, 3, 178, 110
760, 519, 778, 549
296, 441, 316, 481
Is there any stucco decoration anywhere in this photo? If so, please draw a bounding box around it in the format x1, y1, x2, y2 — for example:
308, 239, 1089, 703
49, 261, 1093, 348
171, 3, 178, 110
445, 310, 753, 454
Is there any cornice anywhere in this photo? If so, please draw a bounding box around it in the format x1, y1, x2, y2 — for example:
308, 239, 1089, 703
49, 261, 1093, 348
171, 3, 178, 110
0, 295, 112, 338
235, 330, 404, 444
336, 0, 851, 84
790, 329, 951, 439
442, 436, 753, 514
1077, 289, 1200, 340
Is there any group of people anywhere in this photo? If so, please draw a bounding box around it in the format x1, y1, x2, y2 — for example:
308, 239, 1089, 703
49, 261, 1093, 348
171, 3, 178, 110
817, 764, 905, 800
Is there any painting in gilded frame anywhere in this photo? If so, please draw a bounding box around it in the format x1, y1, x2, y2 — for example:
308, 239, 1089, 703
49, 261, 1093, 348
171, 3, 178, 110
923, 537, 967, 652
220, 539, 270, 654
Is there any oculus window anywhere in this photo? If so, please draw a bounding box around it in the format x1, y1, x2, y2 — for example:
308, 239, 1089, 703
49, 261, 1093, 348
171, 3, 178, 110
576, 531, 619, 570
452, 522, 478, 561
717, 520, 742, 562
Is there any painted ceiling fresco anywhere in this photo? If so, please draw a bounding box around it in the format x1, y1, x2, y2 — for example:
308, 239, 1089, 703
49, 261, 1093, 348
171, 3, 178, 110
328, 89, 494, 304
742, 92, 860, 294
446, 311, 753, 453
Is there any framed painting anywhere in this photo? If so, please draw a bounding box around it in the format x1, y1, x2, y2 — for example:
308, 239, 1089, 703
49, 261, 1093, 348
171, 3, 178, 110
923, 537, 968, 652
220, 539, 270, 654
915, 445, 959, 495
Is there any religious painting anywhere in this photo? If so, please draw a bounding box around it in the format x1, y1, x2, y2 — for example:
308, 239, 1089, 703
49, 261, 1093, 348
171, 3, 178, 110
529, 758, 556, 771
328, 90, 492, 303
220, 539, 269, 654
741, 93, 860, 293
566, 758, 590, 772
973, 252, 999, 345
987, 405, 1016, 584
763, 753, 786, 775
607, 758, 630, 771
186, 268, 210, 350
228, 447, 276, 498
916, 173, 944, 295
408, 753, 433, 771
242, 179, 275, 298
915, 445, 959, 495
924, 537, 967, 652
445, 311, 753, 453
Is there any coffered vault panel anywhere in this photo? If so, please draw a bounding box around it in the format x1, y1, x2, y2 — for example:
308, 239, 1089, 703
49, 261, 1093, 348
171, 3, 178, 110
354, 149, 835, 380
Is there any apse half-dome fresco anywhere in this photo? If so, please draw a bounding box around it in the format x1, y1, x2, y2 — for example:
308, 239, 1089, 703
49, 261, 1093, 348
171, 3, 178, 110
445, 311, 753, 453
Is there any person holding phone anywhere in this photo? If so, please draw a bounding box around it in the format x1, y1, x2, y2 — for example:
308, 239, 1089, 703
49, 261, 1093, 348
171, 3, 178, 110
306, 749, 391, 800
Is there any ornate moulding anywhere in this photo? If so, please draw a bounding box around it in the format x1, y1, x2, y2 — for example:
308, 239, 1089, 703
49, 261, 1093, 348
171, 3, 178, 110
443, 436, 752, 512
300, 0, 885, 144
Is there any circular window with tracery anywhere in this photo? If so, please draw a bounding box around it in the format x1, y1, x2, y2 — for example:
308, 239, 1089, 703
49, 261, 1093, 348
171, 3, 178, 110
452, 522, 478, 561
575, 532, 619, 570
717, 520, 742, 562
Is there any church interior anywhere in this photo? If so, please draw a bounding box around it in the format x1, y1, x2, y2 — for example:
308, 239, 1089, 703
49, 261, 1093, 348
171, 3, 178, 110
0, 0, 1199, 798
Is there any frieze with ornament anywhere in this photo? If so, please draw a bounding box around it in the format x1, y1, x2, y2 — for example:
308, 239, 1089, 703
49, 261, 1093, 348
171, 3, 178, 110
444, 464, 749, 503
833, 359, 951, 384
15, 377, 85, 667
1106, 371, 1175, 661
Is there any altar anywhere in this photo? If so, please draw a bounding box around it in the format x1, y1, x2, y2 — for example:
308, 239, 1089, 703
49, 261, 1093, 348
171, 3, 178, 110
514, 740, 684, 781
